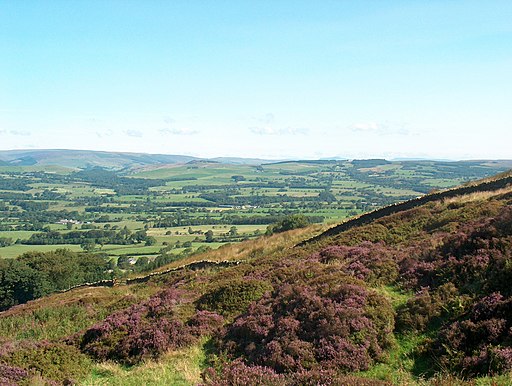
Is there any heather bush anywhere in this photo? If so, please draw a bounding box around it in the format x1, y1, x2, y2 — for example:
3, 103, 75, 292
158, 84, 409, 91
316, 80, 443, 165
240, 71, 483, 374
0, 363, 30, 386
330, 223, 391, 246
202, 361, 392, 386
196, 279, 272, 317
202, 359, 285, 386
396, 283, 461, 332
399, 207, 512, 295
378, 207, 432, 244
313, 242, 399, 285
431, 292, 512, 376
4, 342, 91, 384
289, 369, 392, 386
220, 282, 394, 373
187, 310, 224, 337
80, 288, 196, 364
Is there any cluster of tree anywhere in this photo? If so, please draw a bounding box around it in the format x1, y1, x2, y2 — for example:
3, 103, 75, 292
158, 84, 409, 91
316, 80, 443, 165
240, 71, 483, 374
265, 214, 312, 235
0, 249, 109, 310
11, 200, 50, 211
152, 213, 324, 228
0, 237, 13, 247
199, 191, 335, 206
0, 178, 32, 191
22, 228, 155, 246
72, 168, 166, 195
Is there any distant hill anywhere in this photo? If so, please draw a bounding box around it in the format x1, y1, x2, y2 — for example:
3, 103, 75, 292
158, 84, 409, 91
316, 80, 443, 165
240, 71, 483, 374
210, 156, 276, 165
0, 149, 278, 170
1, 149, 511, 172
0, 149, 199, 170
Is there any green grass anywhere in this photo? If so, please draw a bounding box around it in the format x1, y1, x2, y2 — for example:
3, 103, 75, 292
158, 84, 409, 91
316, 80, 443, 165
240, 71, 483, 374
355, 285, 429, 384
0, 230, 36, 240
81, 339, 209, 386
0, 304, 112, 341
357, 332, 432, 385
0, 244, 83, 258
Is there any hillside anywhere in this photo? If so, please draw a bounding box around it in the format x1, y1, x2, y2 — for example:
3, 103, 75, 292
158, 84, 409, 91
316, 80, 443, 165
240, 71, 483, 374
1, 172, 512, 385
0, 149, 199, 170
0, 150, 278, 170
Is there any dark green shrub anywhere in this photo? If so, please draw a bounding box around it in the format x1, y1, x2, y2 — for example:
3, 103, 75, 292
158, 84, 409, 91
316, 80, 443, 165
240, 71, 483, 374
396, 283, 460, 333
5, 343, 92, 384
265, 214, 311, 235
197, 279, 273, 317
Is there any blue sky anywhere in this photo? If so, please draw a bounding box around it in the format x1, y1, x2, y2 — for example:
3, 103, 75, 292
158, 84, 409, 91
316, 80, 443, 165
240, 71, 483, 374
1, 0, 511, 160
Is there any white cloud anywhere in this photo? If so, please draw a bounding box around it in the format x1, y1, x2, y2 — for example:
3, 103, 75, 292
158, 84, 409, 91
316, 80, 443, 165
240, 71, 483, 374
349, 122, 412, 136
159, 128, 199, 135
95, 129, 113, 138
124, 129, 143, 138
255, 113, 275, 125
350, 122, 382, 132
6, 130, 31, 136
249, 127, 309, 136
0, 130, 32, 136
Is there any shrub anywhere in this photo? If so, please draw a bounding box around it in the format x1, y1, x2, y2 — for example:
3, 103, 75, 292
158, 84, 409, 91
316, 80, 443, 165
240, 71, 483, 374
313, 242, 399, 285
0, 363, 30, 386
202, 361, 392, 386
202, 359, 285, 386
289, 369, 392, 386
396, 283, 460, 332
80, 288, 195, 364
4, 343, 91, 384
398, 207, 512, 295
187, 310, 224, 337
196, 279, 272, 317
220, 282, 394, 373
431, 292, 512, 376
265, 214, 311, 235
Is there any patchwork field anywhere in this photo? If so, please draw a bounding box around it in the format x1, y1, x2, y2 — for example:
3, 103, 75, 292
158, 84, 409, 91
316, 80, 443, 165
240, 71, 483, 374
1, 159, 511, 274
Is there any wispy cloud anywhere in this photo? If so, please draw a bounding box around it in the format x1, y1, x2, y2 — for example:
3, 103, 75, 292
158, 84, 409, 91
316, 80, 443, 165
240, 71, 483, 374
159, 128, 199, 135
255, 113, 275, 125
349, 122, 411, 136
124, 129, 143, 138
95, 129, 113, 138
249, 127, 309, 136
0, 130, 32, 136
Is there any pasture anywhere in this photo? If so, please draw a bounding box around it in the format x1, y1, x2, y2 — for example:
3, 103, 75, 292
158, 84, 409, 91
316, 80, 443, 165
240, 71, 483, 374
1, 159, 510, 267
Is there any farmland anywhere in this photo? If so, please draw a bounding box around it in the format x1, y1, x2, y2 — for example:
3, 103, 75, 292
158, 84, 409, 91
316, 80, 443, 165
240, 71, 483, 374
1, 158, 511, 272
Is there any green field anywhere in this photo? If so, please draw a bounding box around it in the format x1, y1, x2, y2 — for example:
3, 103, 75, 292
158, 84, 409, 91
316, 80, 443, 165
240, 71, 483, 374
1, 159, 511, 268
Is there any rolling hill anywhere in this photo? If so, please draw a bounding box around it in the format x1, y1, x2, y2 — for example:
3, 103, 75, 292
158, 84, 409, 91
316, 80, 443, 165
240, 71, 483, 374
0, 171, 512, 385
0, 149, 200, 170
1, 149, 511, 173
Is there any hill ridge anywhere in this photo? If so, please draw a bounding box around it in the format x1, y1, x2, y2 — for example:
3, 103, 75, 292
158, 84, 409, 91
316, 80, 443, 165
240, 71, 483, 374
299, 172, 512, 246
